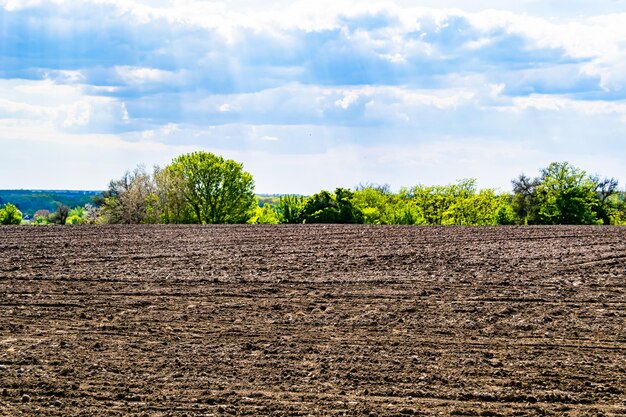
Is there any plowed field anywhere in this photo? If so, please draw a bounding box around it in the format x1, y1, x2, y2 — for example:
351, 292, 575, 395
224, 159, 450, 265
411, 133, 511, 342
1, 225, 625, 416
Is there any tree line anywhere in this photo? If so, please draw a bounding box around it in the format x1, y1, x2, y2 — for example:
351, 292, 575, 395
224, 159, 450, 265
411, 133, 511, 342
2, 152, 625, 225
0, 190, 98, 218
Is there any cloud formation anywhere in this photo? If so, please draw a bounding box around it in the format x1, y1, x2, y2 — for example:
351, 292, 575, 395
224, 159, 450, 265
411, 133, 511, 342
1, 0, 626, 192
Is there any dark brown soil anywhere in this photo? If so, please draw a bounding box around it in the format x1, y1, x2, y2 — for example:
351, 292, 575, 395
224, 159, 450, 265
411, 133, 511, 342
0, 225, 625, 416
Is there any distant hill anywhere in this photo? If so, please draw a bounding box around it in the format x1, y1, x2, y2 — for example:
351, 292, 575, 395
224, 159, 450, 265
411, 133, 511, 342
0, 190, 102, 219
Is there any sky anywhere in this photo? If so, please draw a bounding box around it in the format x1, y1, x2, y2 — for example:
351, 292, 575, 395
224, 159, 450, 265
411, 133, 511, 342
1, 0, 626, 194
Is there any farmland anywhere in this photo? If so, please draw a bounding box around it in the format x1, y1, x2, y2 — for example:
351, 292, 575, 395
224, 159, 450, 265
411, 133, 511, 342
0, 225, 625, 416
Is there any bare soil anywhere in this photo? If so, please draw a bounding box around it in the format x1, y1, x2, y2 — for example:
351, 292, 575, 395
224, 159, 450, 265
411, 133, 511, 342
0, 225, 625, 416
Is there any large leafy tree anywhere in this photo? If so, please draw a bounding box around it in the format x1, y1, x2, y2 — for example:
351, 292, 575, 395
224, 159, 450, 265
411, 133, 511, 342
511, 162, 617, 225
535, 162, 599, 224
165, 152, 256, 224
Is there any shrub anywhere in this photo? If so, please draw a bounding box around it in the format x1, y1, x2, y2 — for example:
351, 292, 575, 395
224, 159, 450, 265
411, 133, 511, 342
0, 203, 23, 225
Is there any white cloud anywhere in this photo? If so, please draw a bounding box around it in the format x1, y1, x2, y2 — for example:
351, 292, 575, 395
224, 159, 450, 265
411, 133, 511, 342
335, 92, 361, 109
115, 66, 177, 84
509, 95, 626, 117
0, 80, 130, 134
218, 103, 235, 112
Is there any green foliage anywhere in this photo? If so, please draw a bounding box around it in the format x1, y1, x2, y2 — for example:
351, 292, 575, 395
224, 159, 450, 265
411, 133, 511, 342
409, 179, 505, 226
353, 186, 385, 224
412, 184, 459, 225
353, 186, 424, 225
442, 188, 503, 226
605, 192, 626, 225
536, 162, 599, 224
248, 204, 281, 224
354, 181, 514, 226
275, 194, 305, 223
7, 158, 623, 227
301, 190, 335, 223
334, 188, 364, 224
28, 204, 98, 226
65, 215, 84, 225
97, 153, 255, 225
153, 166, 195, 224
0, 203, 23, 225
301, 188, 363, 224
511, 162, 616, 225
166, 152, 256, 224
65, 206, 86, 225
591, 177, 619, 225
495, 201, 516, 225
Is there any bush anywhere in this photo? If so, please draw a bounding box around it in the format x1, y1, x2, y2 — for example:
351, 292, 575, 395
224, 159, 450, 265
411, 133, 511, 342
248, 205, 281, 224
0, 203, 23, 225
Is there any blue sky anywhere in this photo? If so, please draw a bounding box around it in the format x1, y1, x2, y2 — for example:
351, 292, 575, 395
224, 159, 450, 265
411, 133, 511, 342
1, 0, 626, 193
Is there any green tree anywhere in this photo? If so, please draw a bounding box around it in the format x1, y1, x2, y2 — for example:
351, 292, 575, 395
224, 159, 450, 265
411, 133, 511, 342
0, 203, 23, 225
248, 204, 281, 224
300, 190, 337, 223
534, 162, 597, 224
334, 188, 364, 223
301, 188, 363, 224
154, 166, 196, 224
353, 186, 386, 224
275, 194, 305, 223
165, 152, 256, 224
511, 162, 610, 225
494, 199, 516, 225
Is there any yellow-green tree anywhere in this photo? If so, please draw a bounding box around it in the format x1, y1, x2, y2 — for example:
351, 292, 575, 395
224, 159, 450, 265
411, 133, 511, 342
165, 152, 256, 224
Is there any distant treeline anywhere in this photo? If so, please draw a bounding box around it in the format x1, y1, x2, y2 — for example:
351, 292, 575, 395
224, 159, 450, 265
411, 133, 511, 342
1, 152, 625, 226
0, 190, 100, 218
0, 189, 278, 223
